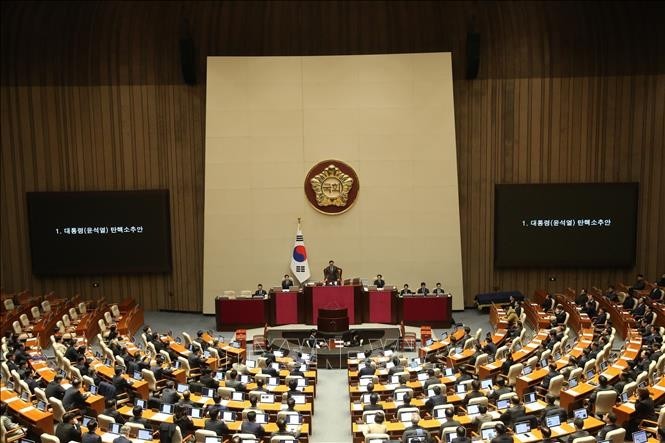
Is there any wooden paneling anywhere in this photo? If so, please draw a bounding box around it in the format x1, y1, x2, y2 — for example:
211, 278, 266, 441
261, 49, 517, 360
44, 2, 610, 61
1, 1, 664, 310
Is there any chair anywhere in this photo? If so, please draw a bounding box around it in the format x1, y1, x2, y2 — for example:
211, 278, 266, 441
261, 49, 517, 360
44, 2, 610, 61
571, 437, 596, 443
3, 299, 15, 311
582, 359, 596, 375
271, 436, 298, 443
640, 407, 665, 436
125, 422, 145, 432
178, 356, 201, 379
401, 329, 417, 351
1, 416, 25, 443
230, 435, 258, 443
468, 396, 489, 408
440, 426, 458, 442
495, 346, 508, 361
41, 300, 51, 313
463, 337, 476, 350
69, 307, 79, 322
110, 304, 121, 319
594, 390, 617, 416
500, 363, 523, 386
395, 407, 419, 420
509, 338, 522, 353
622, 381, 637, 396
194, 430, 217, 443
563, 311, 570, 326
394, 388, 414, 401
142, 369, 167, 393
48, 397, 67, 422
362, 410, 383, 423
635, 371, 648, 388
182, 332, 193, 347
40, 434, 60, 443
604, 428, 626, 443
31, 306, 42, 321
78, 302, 87, 315
252, 334, 267, 353
217, 386, 235, 399
480, 421, 503, 431
34, 387, 49, 405
160, 350, 172, 364
96, 414, 116, 431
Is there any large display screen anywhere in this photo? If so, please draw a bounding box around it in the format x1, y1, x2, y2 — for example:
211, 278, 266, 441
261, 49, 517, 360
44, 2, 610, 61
27, 190, 172, 276
494, 183, 638, 267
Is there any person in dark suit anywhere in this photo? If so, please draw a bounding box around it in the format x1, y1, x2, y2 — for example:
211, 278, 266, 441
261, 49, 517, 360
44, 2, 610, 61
541, 293, 556, 312
629, 388, 656, 434
500, 396, 526, 426
540, 394, 567, 424
597, 412, 619, 441
417, 282, 430, 295
359, 360, 376, 377
388, 357, 404, 375
593, 308, 608, 326
451, 426, 472, 443
438, 408, 461, 430
464, 380, 485, 406
262, 359, 279, 377
632, 298, 647, 318
605, 285, 620, 302
56, 412, 82, 443
63, 379, 90, 414
649, 285, 664, 301
553, 305, 567, 326
112, 367, 133, 397
432, 283, 445, 295
400, 284, 413, 296
488, 378, 512, 402
540, 363, 560, 389
240, 411, 265, 438
204, 408, 228, 436
46, 374, 66, 400
424, 385, 446, 412
423, 369, 440, 390
323, 260, 341, 284
490, 423, 513, 443
483, 333, 497, 355
187, 347, 206, 370
539, 426, 558, 443
199, 368, 219, 389
281, 275, 294, 289
253, 284, 267, 298
129, 405, 151, 428
629, 274, 647, 294
82, 419, 102, 443
225, 370, 246, 392
566, 418, 589, 443
102, 399, 126, 424
373, 274, 385, 288
401, 413, 431, 443
363, 393, 384, 412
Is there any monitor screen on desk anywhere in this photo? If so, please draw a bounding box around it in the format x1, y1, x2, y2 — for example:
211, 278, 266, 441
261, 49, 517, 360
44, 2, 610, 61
573, 408, 588, 419
522, 366, 533, 376
497, 399, 510, 410
467, 404, 479, 415
545, 415, 561, 427
137, 429, 152, 441
568, 378, 578, 388
515, 422, 530, 434
222, 411, 236, 422
481, 429, 496, 440
177, 383, 188, 393
632, 431, 648, 443
291, 394, 306, 404
161, 404, 173, 414
523, 392, 536, 404
191, 408, 202, 419
481, 379, 493, 390
109, 423, 122, 434
135, 399, 146, 409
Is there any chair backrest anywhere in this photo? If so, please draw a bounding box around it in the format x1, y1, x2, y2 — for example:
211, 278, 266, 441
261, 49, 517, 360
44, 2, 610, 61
547, 375, 565, 397
96, 414, 115, 431
622, 381, 637, 396
177, 356, 191, 376
231, 435, 258, 443
393, 387, 414, 400
526, 356, 538, 369
563, 311, 570, 325
41, 300, 51, 312
507, 363, 524, 385
160, 350, 172, 364
172, 425, 183, 443
498, 392, 514, 401
468, 396, 489, 407
509, 338, 522, 353
464, 337, 476, 349
595, 390, 619, 416
223, 290, 236, 297
34, 387, 49, 404
551, 342, 562, 356
69, 307, 78, 320
475, 353, 489, 368
31, 306, 41, 320
78, 302, 87, 315
272, 436, 299, 443
480, 421, 503, 430
569, 367, 582, 381
104, 311, 113, 325
12, 321, 22, 335
126, 422, 145, 430
363, 435, 390, 443
571, 437, 596, 443
440, 426, 458, 441
48, 396, 65, 422
217, 386, 234, 399
540, 349, 551, 361
110, 304, 120, 318
635, 371, 648, 387
62, 314, 71, 327
583, 359, 596, 374
40, 434, 60, 443
604, 428, 626, 443
142, 369, 158, 391
3, 299, 15, 311
194, 430, 217, 443
495, 346, 508, 360
83, 375, 96, 387
475, 328, 482, 341
98, 318, 107, 332
657, 408, 665, 428
182, 332, 193, 346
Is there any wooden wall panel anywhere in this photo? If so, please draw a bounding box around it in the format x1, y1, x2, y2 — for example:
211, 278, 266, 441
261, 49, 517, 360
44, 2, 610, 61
1, 1, 663, 310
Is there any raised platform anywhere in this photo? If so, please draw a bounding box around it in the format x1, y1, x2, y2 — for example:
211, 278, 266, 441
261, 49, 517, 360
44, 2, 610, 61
265, 324, 401, 369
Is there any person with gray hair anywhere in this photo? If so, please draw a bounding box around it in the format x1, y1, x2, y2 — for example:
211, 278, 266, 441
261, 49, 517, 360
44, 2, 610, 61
401, 412, 431, 443
112, 425, 131, 443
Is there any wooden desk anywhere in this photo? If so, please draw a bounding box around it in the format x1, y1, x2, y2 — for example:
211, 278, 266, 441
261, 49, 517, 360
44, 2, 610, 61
1, 386, 54, 434
396, 294, 453, 328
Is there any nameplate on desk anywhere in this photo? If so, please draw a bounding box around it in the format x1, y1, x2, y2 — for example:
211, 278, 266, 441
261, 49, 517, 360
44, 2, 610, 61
151, 413, 172, 421
19, 406, 35, 413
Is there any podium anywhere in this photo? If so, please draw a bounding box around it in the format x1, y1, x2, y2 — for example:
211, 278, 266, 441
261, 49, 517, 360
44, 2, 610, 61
303, 285, 363, 324
317, 308, 349, 333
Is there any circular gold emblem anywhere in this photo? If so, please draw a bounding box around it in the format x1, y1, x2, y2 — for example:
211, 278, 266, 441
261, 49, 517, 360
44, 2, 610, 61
305, 160, 359, 215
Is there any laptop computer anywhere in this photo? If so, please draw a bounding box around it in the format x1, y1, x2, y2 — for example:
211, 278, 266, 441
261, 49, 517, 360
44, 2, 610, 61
620, 392, 629, 403
427, 388, 436, 397
202, 388, 215, 398
108, 423, 122, 434
364, 412, 378, 424
214, 371, 224, 380
395, 391, 408, 402
573, 408, 588, 419
444, 368, 454, 377
177, 383, 189, 393
568, 378, 579, 388
425, 338, 434, 346
540, 358, 548, 368
480, 428, 496, 440
287, 414, 301, 425
514, 421, 533, 438
136, 429, 153, 441
133, 371, 143, 380
222, 411, 236, 422
190, 408, 202, 418
361, 393, 372, 403
291, 394, 306, 404
204, 438, 222, 443
135, 399, 146, 409
585, 369, 594, 380
467, 404, 480, 415
160, 404, 174, 414
36, 400, 47, 412
523, 392, 536, 404
20, 391, 30, 402
455, 384, 467, 394
497, 399, 510, 410
481, 379, 493, 390
632, 431, 648, 443
522, 366, 533, 376
89, 385, 98, 395
440, 332, 448, 340
245, 360, 256, 368
599, 360, 609, 371
232, 392, 244, 401
545, 414, 562, 430
445, 432, 457, 443
239, 375, 250, 383
254, 413, 269, 424
391, 375, 400, 384
297, 378, 306, 387
260, 393, 275, 403
399, 411, 413, 423
417, 372, 428, 382
268, 377, 279, 386
434, 408, 448, 419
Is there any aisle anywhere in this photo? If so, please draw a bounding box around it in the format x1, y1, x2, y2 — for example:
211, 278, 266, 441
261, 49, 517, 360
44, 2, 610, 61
310, 369, 350, 443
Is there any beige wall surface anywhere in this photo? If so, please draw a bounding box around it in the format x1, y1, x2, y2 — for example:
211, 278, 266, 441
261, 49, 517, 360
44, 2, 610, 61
203, 53, 464, 314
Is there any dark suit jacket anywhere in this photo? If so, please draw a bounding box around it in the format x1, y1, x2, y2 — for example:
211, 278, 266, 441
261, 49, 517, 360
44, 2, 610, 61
401, 426, 431, 443
500, 405, 526, 425
282, 279, 294, 289
323, 265, 341, 282
112, 437, 131, 443
253, 290, 267, 297
82, 432, 102, 443
102, 408, 126, 424
63, 387, 87, 410
56, 423, 82, 443
204, 419, 229, 436
240, 421, 265, 437
161, 388, 179, 405
417, 288, 430, 295
363, 404, 384, 412
597, 423, 619, 440
567, 430, 589, 443
491, 437, 514, 443
359, 366, 376, 377
46, 381, 66, 400
373, 279, 385, 288
425, 394, 446, 411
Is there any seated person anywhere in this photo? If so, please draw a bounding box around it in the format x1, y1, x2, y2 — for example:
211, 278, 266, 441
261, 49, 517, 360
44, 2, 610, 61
490, 423, 513, 443
272, 417, 297, 438
363, 393, 383, 412
432, 282, 445, 295
566, 418, 589, 443
499, 395, 525, 426
401, 413, 431, 443
451, 426, 472, 443
417, 282, 430, 295
425, 385, 446, 411
400, 284, 413, 296
204, 408, 228, 436
366, 412, 387, 435
240, 410, 265, 438
129, 405, 151, 428
438, 408, 461, 430
253, 284, 267, 298
56, 412, 82, 443
102, 399, 126, 425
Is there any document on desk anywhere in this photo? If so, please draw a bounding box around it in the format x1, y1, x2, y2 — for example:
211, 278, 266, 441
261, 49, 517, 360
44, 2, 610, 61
150, 413, 172, 421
